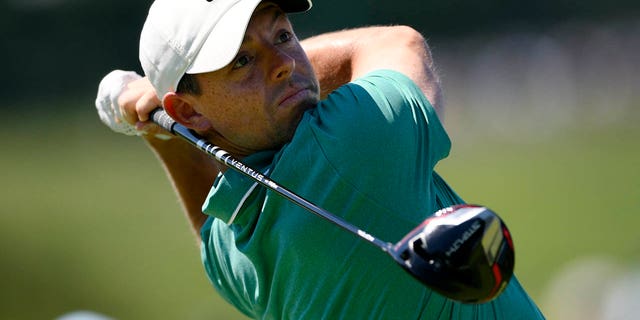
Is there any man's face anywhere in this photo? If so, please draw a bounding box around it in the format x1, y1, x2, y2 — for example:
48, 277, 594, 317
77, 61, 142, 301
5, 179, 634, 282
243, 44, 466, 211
188, 2, 320, 156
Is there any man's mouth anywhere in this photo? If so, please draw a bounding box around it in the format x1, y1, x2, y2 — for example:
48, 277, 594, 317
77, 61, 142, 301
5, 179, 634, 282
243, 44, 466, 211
278, 87, 312, 108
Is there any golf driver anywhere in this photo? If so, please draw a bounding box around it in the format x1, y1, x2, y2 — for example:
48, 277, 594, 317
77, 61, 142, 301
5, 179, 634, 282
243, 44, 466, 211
150, 108, 515, 303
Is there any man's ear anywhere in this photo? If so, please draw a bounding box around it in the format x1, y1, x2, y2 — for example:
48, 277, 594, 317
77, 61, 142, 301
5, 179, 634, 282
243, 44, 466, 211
162, 92, 211, 131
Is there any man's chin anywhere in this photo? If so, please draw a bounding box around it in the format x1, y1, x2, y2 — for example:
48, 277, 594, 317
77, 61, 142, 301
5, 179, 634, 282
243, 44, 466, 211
279, 109, 309, 145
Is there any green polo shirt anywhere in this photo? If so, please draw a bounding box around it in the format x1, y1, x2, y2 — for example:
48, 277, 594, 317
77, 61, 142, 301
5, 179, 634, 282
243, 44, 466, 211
200, 70, 544, 319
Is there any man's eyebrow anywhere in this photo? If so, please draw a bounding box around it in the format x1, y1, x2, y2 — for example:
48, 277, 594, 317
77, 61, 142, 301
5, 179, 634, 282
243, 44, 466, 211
261, 4, 285, 27
271, 7, 285, 25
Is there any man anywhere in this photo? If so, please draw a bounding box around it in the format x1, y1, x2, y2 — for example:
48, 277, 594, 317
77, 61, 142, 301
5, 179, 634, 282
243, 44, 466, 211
96, 0, 546, 318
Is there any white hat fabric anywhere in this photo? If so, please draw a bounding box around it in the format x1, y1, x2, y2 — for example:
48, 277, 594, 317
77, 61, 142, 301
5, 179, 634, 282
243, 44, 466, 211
139, 0, 312, 99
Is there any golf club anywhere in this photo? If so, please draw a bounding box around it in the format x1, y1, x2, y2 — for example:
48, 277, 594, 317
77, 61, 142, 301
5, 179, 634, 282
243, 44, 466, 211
150, 108, 514, 303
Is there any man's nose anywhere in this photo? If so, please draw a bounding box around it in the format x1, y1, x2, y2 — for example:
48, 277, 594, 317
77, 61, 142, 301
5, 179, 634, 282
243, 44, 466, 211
270, 48, 295, 82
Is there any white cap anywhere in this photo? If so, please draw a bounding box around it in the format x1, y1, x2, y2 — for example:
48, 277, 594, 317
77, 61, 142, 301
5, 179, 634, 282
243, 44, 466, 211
139, 0, 312, 99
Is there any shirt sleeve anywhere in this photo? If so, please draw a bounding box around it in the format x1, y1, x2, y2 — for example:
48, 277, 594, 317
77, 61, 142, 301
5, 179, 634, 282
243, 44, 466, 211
307, 70, 451, 214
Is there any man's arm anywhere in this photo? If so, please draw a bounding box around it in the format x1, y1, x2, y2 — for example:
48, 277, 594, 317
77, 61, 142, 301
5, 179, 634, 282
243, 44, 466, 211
99, 74, 216, 236
300, 26, 444, 117
143, 134, 216, 235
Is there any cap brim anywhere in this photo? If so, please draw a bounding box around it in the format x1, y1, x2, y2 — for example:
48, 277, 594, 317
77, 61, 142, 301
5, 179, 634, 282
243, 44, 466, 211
186, 0, 312, 75
275, 0, 312, 13
186, 0, 262, 74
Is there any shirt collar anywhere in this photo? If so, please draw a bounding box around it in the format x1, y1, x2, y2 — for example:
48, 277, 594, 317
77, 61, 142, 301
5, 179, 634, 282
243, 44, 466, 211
201, 149, 276, 224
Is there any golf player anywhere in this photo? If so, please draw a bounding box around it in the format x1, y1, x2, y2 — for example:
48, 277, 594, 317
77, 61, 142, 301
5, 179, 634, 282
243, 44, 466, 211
95, 0, 546, 318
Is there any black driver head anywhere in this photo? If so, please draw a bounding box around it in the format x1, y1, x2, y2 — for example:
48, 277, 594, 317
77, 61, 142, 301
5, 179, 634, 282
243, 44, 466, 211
390, 205, 515, 303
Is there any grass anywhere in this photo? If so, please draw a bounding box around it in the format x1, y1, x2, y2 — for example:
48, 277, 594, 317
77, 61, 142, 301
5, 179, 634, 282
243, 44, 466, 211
1, 103, 638, 319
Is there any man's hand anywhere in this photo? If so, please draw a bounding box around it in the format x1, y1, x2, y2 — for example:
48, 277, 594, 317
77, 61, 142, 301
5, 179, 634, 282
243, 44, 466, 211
95, 70, 172, 140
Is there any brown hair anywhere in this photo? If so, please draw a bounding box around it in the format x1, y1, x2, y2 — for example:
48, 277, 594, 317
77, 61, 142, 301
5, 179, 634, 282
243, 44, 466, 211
176, 73, 201, 95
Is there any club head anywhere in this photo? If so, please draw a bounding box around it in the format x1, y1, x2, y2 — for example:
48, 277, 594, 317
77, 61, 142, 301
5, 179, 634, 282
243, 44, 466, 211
390, 204, 515, 303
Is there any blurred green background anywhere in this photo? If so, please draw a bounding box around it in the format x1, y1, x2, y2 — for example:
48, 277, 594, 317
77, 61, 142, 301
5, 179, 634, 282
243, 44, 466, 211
2, 0, 639, 319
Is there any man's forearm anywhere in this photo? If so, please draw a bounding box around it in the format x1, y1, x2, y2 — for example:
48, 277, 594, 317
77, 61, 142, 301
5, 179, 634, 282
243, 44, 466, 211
145, 136, 218, 235
300, 26, 443, 116
300, 29, 359, 98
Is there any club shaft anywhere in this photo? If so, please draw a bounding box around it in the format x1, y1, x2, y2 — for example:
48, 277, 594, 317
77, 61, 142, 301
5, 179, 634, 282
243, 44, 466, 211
150, 108, 392, 252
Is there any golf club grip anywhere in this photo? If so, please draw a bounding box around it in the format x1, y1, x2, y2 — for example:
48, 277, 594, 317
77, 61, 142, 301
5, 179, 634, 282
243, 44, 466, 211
149, 108, 176, 133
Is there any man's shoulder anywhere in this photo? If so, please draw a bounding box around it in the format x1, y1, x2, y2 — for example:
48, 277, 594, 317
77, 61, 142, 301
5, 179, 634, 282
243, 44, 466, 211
340, 69, 428, 109
351, 69, 418, 89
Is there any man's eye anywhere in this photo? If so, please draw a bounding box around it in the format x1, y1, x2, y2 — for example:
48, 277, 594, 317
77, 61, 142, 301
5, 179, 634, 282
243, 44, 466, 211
276, 31, 293, 44
233, 55, 252, 69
